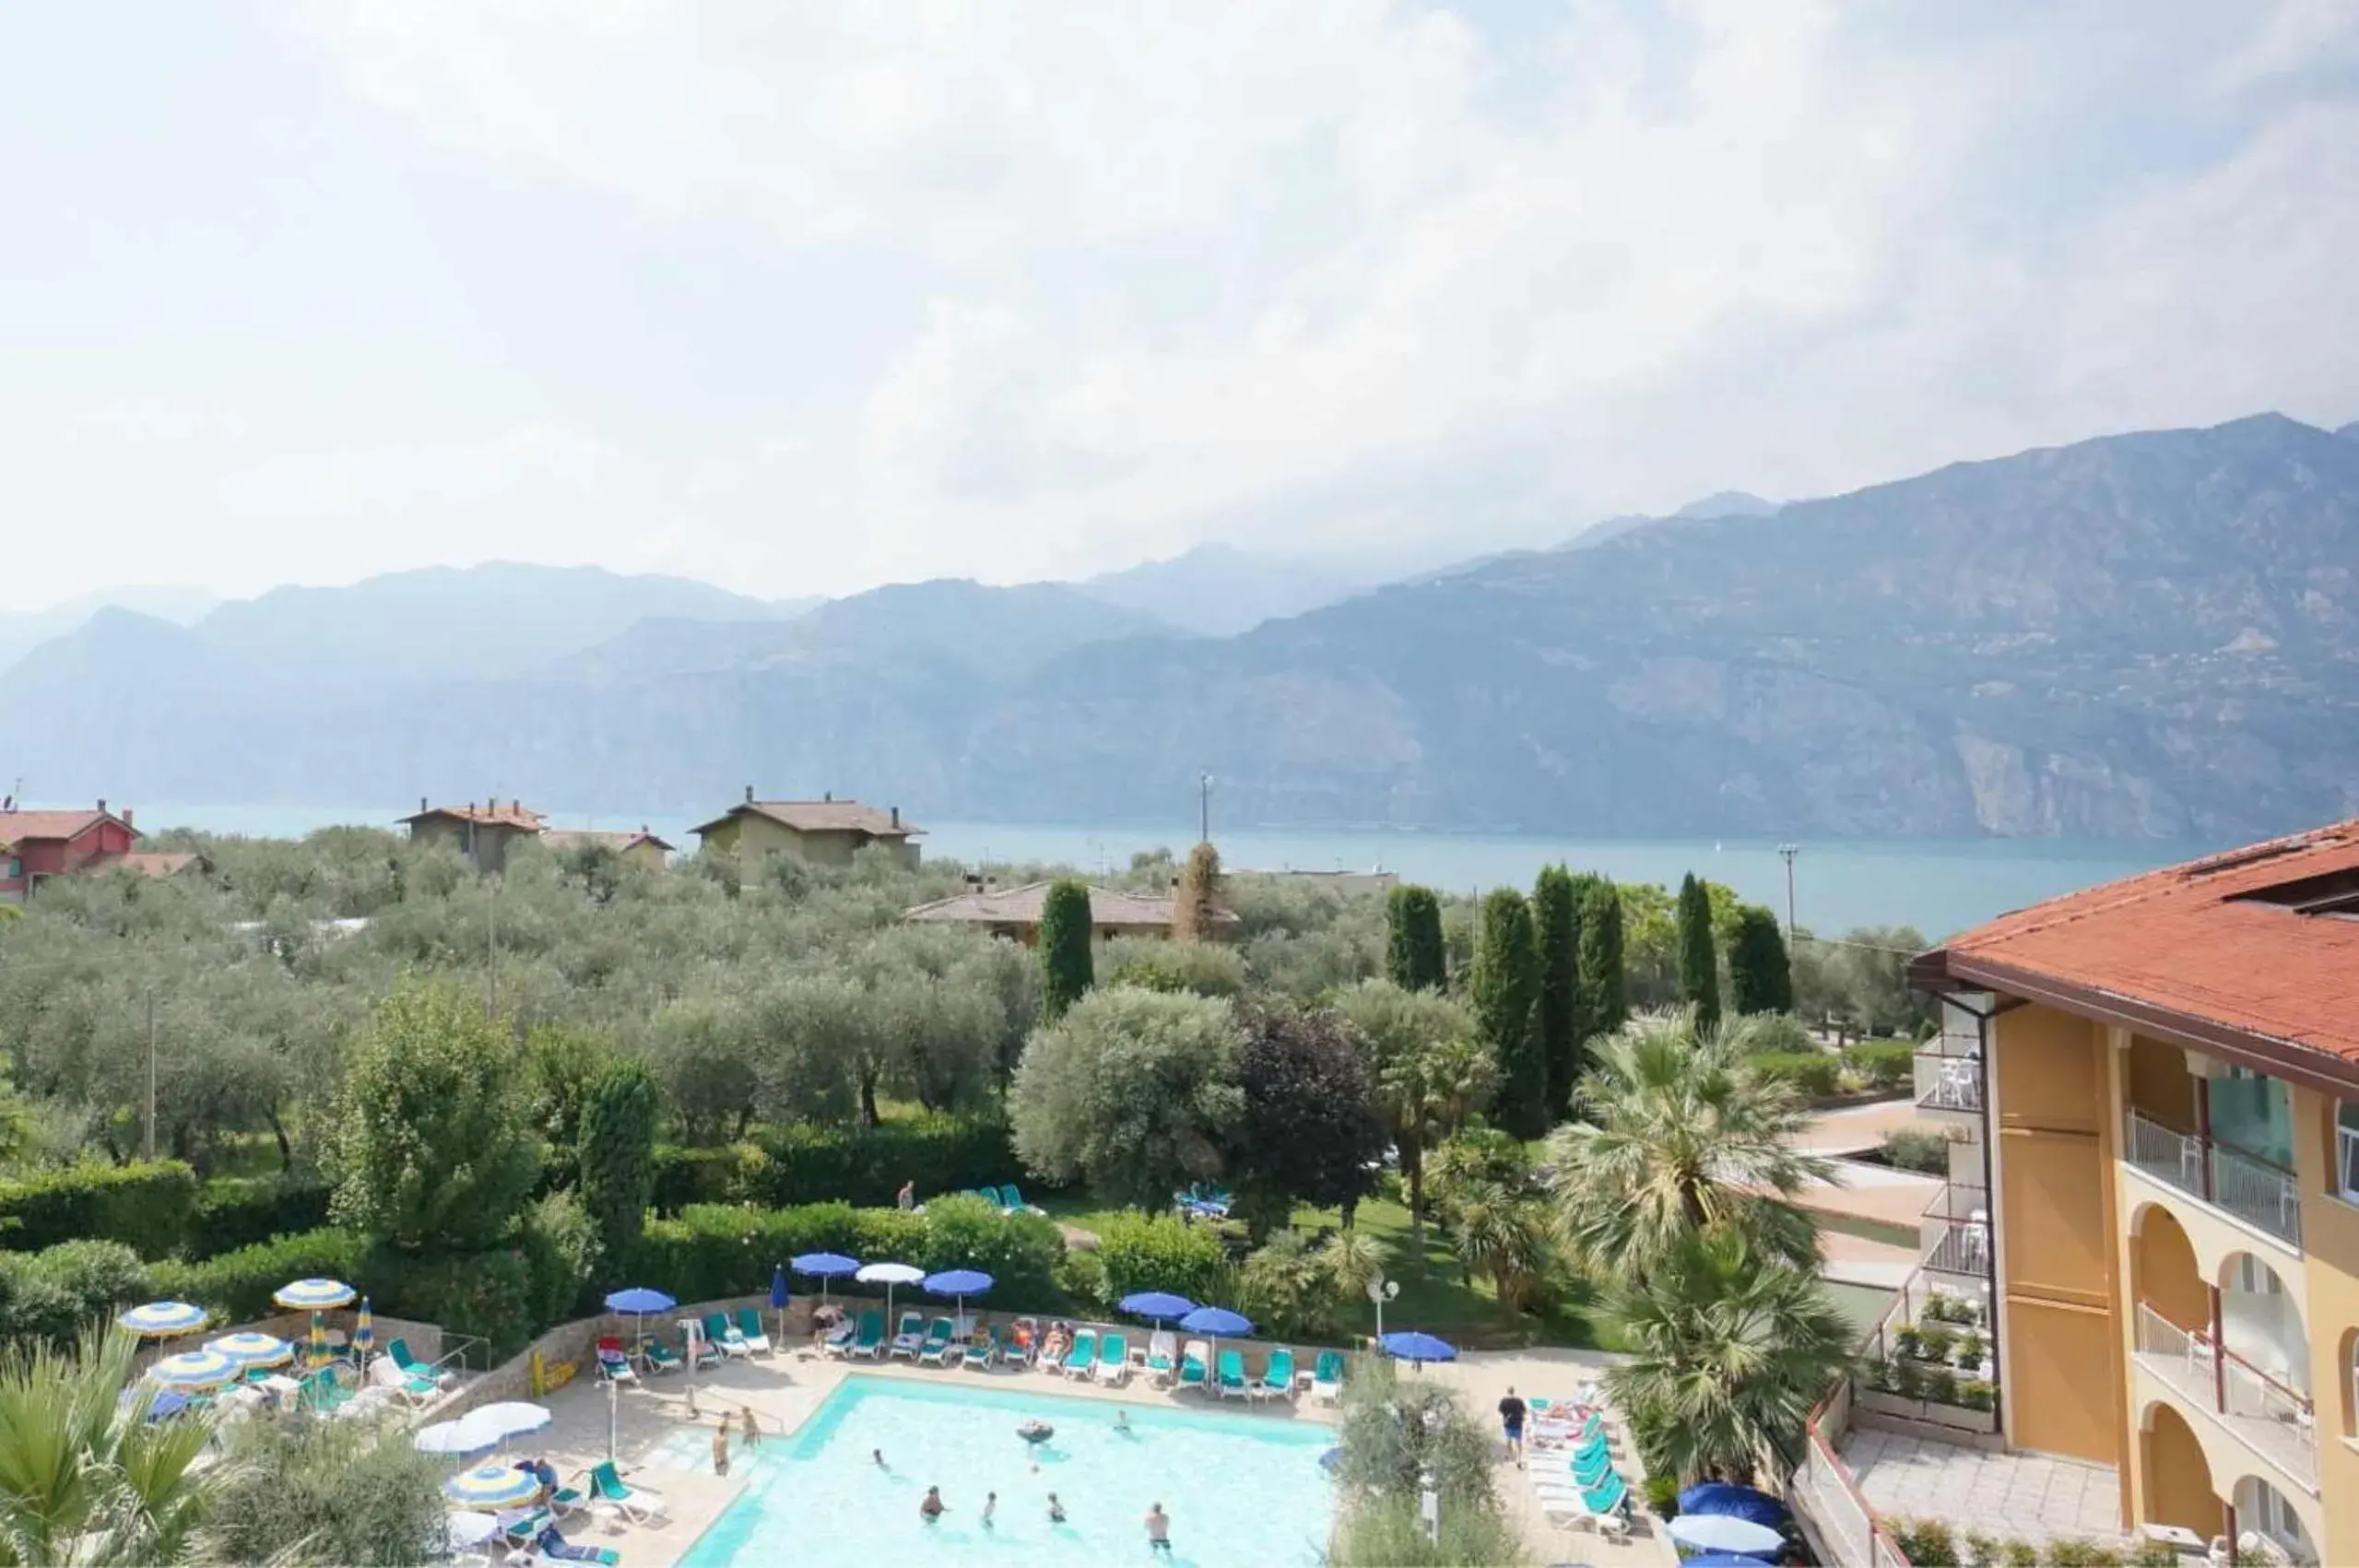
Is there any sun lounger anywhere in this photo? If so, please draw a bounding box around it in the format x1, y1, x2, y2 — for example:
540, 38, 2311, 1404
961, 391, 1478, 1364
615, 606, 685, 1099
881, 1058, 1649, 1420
888, 1310, 926, 1359
1178, 1338, 1209, 1392
703, 1313, 750, 1360
386, 1337, 458, 1389
1257, 1347, 1295, 1400
732, 1308, 773, 1356
642, 1336, 683, 1373
1311, 1350, 1345, 1404
685, 1326, 720, 1370
1144, 1329, 1177, 1385
363, 1356, 433, 1407
535, 1526, 619, 1565
820, 1318, 855, 1358
1059, 1327, 1098, 1380
1215, 1349, 1249, 1399
1536, 1470, 1630, 1533
962, 1326, 997, 1369
1093, 1332, 1128, 1385
588, 1461, 667, 1524
849, 1310, 886, 1359
999, 1183, 1044, 1215
918, 1316, 959, 1364
594, 1338, 638, 1385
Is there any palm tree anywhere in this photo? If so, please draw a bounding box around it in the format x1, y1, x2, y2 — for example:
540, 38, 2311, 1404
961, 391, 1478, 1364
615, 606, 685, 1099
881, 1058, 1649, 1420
1445, 1181, 1552, 1314
1599, 1224, 1853, 1485
1544, 1009, 1834, 1279
0, 1329, 217, 1566
1335, 981, 1493, 1253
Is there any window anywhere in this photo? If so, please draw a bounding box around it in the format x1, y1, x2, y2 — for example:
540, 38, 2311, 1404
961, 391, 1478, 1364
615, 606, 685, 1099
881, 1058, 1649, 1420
2339, 1102, 2359, 1202
2, 857, 17, 880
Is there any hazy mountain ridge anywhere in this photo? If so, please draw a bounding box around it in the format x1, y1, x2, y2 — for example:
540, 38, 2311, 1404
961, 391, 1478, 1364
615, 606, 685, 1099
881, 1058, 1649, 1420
5, 417, 2355, 840
1070, 544, 1380, 635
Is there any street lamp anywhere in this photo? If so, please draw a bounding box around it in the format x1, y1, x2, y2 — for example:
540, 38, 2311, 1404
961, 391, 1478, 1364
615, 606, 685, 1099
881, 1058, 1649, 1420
1367, 1273, 1400, 1344
1777, 843, 1800, 941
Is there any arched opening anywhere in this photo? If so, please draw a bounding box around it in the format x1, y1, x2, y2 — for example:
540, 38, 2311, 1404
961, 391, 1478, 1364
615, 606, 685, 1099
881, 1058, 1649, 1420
2129, 1204, 2207, 1333
2215, 1252, 2309, 1405
2231, 1474, 2318, 1566
2338, 1326, 2358, 1439
2139, 1401, 2223, 1540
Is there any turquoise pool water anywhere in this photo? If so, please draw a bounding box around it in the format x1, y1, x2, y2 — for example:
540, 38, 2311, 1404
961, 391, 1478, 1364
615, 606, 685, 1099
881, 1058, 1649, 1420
678, 1373, 1333, 1567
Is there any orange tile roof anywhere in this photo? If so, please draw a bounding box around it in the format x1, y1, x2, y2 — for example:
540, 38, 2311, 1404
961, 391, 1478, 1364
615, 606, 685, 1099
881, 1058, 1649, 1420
540, 828, 675, 854
690, 799, 920, 838
903, 879, 1237, 930
0, 809, 121, 843
1924, 818, 2359, 1074
79, 852, 204, 879
403, 803, 545, 831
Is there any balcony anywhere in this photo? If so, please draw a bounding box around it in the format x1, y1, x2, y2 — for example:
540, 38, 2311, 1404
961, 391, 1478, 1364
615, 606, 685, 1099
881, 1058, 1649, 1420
1920, 1183, 1990, 1280
2124, 1109, 2303, 1251
1915, 1048, 1983, 1117
2132, 1303, 2315, 1491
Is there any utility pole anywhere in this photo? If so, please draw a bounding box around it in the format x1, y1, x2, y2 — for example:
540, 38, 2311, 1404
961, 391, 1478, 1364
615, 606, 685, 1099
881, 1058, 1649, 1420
144, 989, 157, 1163
1777, 843, 1800, 943
486, 877, 499, 1019
1198, 772, 1213, 843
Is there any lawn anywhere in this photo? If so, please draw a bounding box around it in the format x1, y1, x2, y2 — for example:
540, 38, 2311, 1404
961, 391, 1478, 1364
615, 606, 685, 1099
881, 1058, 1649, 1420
1035, 1190, 1622, 1352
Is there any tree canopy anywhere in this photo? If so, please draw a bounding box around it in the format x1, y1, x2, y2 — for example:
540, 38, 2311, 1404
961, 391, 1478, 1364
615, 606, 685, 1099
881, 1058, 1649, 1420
1469, 888, 1545, 1138
1676, 872, 1721, 1032
1037, 878, 1096, 1020
1727, 905, 1795, 1015
1383, 885, 1447, 992
1530, 865, 1584, 1122
1229, 1004, 1386, 1232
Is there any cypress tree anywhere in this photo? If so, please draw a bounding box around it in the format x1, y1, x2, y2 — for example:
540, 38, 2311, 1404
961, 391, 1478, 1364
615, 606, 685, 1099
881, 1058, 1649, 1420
1531, 865, 1583, 1123
1173, 842, 1224, 942
1469, 888, 1546, 1138
578, 1056, 659, 1282
1039, 878, 1096, 1020
1385, 884, 1447, 992
1577, 878, 1627, 1044
1677, 872, 1721, 1032
1728, 905, 1796, 1015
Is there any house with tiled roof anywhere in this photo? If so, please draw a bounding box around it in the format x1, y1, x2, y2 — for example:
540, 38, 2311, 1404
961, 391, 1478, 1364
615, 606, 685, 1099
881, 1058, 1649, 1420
1797, 819, 2359, 1567
0, 800, 141, 902
902, 878, 1237, 945
400, 798, 546, 873
690, 788, 921, 869
538, 827, 674, 871
77, 850, 210, 883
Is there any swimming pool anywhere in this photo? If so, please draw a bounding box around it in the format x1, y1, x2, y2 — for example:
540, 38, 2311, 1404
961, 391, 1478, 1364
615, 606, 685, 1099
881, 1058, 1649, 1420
678, 1373, 1334, 1567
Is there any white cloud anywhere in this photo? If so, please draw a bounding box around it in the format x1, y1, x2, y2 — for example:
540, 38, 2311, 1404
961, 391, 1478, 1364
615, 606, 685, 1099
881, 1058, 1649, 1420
1, 0, 2352, 608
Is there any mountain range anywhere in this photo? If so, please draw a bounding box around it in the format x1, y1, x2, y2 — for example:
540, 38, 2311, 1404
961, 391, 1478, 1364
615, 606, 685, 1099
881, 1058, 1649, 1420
4, 415, 2356, 841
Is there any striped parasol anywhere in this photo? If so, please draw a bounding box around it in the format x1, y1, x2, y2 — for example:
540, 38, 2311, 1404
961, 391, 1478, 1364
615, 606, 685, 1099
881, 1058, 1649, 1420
441, 1462, 542, 1510
308, 1313, 331, 1370
118, 1301, 207, 1339
148, 1349, 240, 1392
273, 1278, 357, 1373
206, 1332, 293, 1370
352, 1298, 375, 1362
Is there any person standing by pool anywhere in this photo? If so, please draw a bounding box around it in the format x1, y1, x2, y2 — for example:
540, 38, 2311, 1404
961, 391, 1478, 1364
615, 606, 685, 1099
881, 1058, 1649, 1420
739, 1407, 761, 1448
1497, 1385, 1527, 1466
1046, 1491, 1066, 1524
712, 1416, 730, 1477
1144, 1502, 1173, 1553
982, 1491, 997, 1529
919, 1486, 946, 1522
872, 1448, 889, 1470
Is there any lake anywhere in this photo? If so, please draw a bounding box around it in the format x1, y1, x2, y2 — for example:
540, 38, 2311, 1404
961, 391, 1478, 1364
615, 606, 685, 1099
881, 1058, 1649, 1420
135, 802, 2212, 938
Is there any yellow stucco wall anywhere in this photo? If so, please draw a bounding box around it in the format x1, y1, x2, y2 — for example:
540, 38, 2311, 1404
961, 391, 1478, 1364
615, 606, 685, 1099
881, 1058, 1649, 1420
1995, 1004, 2126, 1471
2141, 1403, 2227, 1539
619, 840, 668, 871
2128, 1033, 2198, 1135
2130, 1205, 2210, 1334
2289, 1084, 2359, 1566
702, 811, 916, 868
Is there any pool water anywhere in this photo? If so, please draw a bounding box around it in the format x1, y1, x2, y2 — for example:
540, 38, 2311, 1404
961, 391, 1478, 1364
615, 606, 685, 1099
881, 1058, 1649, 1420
678, 1373, 1334, 1567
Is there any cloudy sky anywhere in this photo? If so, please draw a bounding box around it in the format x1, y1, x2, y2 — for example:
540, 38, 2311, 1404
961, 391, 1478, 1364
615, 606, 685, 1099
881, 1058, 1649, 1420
4, 0, 2355, 611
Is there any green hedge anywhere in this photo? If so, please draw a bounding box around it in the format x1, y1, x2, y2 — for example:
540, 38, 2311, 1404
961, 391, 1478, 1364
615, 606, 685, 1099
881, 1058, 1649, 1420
0, 1241, 155, 1349
0, 1161, 198, 1256
631, 1197, 1061, 1309
1842, 1040, 1916, 1091
1747, 1051, 1841, 1098
1094, 1212, 1233, 1306
150, 1228, 369, 1324
191, 1176, 334, 1259
652, 1116, 1027, 1215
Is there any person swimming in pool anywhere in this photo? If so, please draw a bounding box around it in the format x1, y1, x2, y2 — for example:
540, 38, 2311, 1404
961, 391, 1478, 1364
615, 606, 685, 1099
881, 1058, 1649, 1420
872, 1448, 888, 1470
982, 1491, 997, 1529
1046, 1492, 1067, 1525
919, 1486, 946, 1522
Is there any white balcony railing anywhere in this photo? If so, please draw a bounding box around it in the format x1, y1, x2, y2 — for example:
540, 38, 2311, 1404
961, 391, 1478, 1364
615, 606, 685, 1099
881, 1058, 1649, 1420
2133, 1303, 2316, 1491
1914, 1050, 1983, 1113
2124, 1109, 2303, 1250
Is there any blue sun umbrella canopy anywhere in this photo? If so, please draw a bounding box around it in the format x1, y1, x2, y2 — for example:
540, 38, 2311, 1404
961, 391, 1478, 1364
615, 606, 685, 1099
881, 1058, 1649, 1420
791, 1252, 860, 1277
1667, 1513, 1786, 1558
442, 1462, 542, 1510
1378, 1330, 1457, 1363
1677, 1482, 1790, 1529
1117, 1291, 1196, 1322
1177, 1305, 1253, 1337
922, 1269, 993, 1297
118, 1301, 207, 1338
770, 1266, 791, 1311
602, 1287, 677, 1315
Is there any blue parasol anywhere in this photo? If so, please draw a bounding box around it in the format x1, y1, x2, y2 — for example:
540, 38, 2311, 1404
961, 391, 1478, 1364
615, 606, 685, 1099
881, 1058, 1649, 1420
922, 1269, 993, 1326
1118, 1291, 1196, 1323
771, 1264, 791, 1345
791, 1253, 860, 1309
603, 1287, 677, 1366
1177, 1305, 1252, 1386
1378, 1330, 1457, 1364
1677, 1482, 1790, 1528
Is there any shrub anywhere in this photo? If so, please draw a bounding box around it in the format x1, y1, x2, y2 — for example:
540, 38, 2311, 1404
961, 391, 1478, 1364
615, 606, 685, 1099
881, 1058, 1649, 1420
1954, 1328, 1986, 1368
1093, 1212, 1233, 1307
1746, 1051, 1839, 1097
1916, 1322, 1956, 1362
914, 1193, 1062, 1303
520, 1191, 600, 1328
1919, 1365, 1958, 1406
0, 1241, 154, 1348
190, 1176, 334, 1259
374, 1247, 537, 1364
750, 1115, 1021, 1209
0, 1161, 198, 1257
650, 1145, 754, 1214
1890, 1518, 1959, 1566
1959, 1378, 1996, 1411
1893, 1324, 1923, 1360
1962, 1531, 2001, 1568
1881, 1127, 1951, 1175
1844, 1039, 1915, 1091
2000, 1539, 2042, 1567
1054, 1247, 1107, 1315
2046, 1539, 2123, 1568
149, 1228, 369, 1324
1643, 1472, 1679, 1518
203, 1413, 451, 1567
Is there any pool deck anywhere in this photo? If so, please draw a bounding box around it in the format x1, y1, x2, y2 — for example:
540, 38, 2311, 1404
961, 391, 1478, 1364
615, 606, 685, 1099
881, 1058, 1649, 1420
518, 1343, 1674, 1567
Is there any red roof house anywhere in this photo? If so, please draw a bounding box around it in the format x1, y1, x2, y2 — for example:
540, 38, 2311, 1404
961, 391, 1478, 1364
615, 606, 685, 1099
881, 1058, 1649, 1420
0, 800, 142, 902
